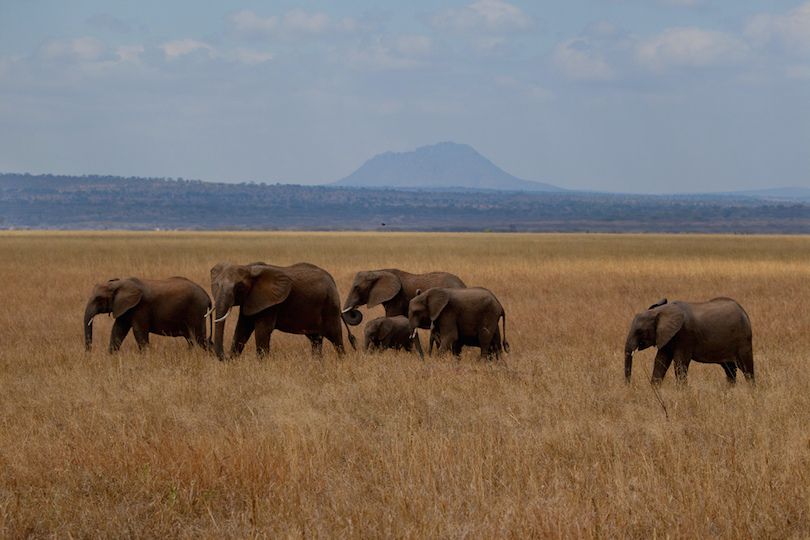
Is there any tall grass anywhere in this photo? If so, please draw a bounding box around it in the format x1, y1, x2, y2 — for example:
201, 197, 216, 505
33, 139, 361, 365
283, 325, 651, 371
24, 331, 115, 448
0, 232, 808, 537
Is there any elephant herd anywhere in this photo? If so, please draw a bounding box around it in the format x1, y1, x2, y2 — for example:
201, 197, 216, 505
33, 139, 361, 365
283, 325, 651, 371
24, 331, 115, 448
84, 261, 755, 386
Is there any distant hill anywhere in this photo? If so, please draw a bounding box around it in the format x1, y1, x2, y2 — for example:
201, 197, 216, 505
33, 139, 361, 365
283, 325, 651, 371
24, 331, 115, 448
2, 172, 809, 233
728, 187, 810, 201
333, 142, 563, 192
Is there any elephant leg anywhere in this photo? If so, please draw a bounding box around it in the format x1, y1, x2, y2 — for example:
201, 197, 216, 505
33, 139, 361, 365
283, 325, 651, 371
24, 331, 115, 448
254, 317, 276, 358
428, 328, 440, 356
650, 349, 673, 385
737, 346, 755, 384
323, 317, 345, 357
192, 320, 207, 349
307, 334, 324, 357
478, 328, 495, 361
108, 318, 132, 353
438, 330, 459, 358
721, 361, 737, 384
132, 325, 150, 352
673, 351, 691, 386
412, 334, 425, 360
230, 314, 255, 357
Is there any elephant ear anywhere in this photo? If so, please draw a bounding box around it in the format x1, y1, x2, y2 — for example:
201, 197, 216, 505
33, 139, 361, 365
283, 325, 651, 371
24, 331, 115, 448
367, 272, 401, 308
112, 281, 143, 318
243, 266, 293, 316
377, 319, 394, 341
427, 289, 451, 322
210, 262, 228, 282
655, 305, 684, 348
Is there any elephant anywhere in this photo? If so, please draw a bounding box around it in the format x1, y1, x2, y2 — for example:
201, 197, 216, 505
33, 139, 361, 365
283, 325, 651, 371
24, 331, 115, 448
341, 269, 466, 354
84, 277, 212, 353
408, 287, 509, 360
624, 298, 754, 385
363, 315, 422, 355
210, 261, 356, 360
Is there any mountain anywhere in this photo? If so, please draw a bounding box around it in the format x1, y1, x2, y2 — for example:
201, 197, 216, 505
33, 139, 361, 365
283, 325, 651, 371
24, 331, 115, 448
333, 142, 563, 192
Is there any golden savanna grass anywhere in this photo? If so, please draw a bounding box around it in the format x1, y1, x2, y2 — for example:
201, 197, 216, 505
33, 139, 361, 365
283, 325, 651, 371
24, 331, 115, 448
0, 232, 808, 538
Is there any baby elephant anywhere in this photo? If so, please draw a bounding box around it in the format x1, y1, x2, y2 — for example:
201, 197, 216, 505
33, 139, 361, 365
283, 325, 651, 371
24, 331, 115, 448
408, 287, 509, 360
364, 315, 422, 355
84, 277, 212, 353
624, 297, 754, 385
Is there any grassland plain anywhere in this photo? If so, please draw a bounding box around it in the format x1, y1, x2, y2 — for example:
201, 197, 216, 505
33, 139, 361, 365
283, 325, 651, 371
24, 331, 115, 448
0, 232, 808, 538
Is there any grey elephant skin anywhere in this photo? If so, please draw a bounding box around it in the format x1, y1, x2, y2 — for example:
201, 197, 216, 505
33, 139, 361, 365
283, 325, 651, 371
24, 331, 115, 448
210, 262, 356, 360
364, 315, 420, 353
342, 269, 466, 353
84, 277, 212, 353
342, 269, 466, 320
624, 298, 754, 385
408, 287, 509, 360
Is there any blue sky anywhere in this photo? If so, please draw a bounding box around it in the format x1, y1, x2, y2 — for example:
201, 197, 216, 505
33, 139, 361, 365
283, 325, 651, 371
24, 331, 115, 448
0, 0, 808, 192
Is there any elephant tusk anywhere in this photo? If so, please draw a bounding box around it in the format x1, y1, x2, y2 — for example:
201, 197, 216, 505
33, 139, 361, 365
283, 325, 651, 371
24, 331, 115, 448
204, 306, 214, 318
87, 316, 94, 326
213, 309, 231, 323
342, 306, 357, 314
410, 330, 418, 339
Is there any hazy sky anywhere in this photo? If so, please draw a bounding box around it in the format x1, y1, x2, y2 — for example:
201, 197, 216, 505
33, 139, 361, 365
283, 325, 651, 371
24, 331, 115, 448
1, 1, 808, 193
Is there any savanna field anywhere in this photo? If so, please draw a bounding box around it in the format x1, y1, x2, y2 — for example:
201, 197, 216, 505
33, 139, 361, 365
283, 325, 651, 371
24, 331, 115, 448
0, 232, 808, 538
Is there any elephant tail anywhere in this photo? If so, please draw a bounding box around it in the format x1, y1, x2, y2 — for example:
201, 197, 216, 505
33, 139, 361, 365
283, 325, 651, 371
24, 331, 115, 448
500, 311, 510, 353
341, 315, 357, 351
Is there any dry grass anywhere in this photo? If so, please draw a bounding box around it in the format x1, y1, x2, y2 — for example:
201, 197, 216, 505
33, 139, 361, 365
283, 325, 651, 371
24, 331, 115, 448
0, 232, 808, 538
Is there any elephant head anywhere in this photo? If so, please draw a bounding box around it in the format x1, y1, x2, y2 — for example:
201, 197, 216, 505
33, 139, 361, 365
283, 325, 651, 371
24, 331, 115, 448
210, 263, 292, 359
624, 299, 685, 382
341, 271, 402, 326
407, 288, 449, 338
84, 279, 143, 351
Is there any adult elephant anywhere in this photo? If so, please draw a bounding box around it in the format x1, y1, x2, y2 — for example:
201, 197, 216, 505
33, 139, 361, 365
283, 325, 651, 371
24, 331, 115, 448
624, 298, 754, 385
341, 269, 466, 353
210, 262, 356, 360
84, 277, 212, 353
408, 287, 509, 360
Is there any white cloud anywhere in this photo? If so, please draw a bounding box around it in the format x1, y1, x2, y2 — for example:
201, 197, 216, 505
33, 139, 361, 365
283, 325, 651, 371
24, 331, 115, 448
494, 75, 553, 101
552, 39, 615, 81
430, 0, 533, 32
116, 45, 144, 63
343, 35, 433, 71
228, 10, 278, 37
636, 27, 747, 69
228, 8, 354, 38
746, 2, 810, 55
39, 37, 106, 62
234, 48, 273, 65
161, 39, 215, 60
282, 9, 330, 34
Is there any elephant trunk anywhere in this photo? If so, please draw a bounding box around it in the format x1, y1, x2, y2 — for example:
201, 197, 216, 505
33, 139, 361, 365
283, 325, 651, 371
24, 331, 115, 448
213, 292, 234, 360
343, 288, 361, 312
624, 334, 637, 383
83, 301, 100, 351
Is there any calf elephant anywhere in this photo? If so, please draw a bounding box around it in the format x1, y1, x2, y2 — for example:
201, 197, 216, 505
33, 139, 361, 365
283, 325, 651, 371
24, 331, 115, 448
408, 287, 509, 360
342, 269, 466, 353
364, 315, 422, 355
210, 262, 356, 360
84, 277, 212, 353
624, 298, 754, 385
